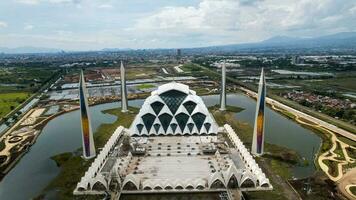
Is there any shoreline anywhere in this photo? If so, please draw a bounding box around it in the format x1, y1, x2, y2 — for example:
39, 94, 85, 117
1, 88, 353, 198
0, 89, 327, 181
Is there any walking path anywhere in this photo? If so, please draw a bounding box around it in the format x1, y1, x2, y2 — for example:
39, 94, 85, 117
270, 103, 355, 181
338, 169, 356, 199
268, 102, 356, 199
241, 87, 356, 141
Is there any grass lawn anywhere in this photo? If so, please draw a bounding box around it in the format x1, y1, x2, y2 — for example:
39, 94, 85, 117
136, 83, 156, 90
0, 92, 30, 118
126, 67, 157, 79
313, 77, 356, 91
0, 140, 5, 151
350, 186, 356, 196
38, 106, 139, 200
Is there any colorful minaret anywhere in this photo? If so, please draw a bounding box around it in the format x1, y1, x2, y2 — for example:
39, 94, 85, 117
120, 61, 128, 112
252, 68, 266, 156
79, 70, 96, 159
219, 61, 226, 111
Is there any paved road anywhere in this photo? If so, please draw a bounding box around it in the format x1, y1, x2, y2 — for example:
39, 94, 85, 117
241, 87, 356, 142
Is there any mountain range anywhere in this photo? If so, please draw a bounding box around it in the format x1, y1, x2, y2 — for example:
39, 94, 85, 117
1, 32, 356, 54
185, 32, 356, 53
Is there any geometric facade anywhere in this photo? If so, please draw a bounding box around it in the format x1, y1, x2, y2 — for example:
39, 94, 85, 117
79, 70, 96, 159
74, 81, 272, 197
252, 68, 266, 156
129, 82, 219, 136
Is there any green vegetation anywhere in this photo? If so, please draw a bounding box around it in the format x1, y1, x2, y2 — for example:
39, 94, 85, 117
350, 186, 356, 196
0, 66, 60, 119
126, 67, 157, 79
38, 106, 139, 200
181, 63, 221, 80
0, 67, 59, 93
191, 61, 356, 134
51, 152, 73, 167
306, 76, 356, 91
0, 92, 30, 118
0, 140, 5, 152
208, 104, 245, 113
136, 83, 155, 90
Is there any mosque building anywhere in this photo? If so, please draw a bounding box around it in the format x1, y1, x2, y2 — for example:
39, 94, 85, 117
74, 67, 271, 198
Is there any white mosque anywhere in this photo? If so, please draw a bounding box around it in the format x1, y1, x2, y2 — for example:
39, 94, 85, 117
74, 64, 270, 198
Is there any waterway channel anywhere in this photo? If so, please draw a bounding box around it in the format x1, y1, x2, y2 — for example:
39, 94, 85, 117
0, 94, 321, 200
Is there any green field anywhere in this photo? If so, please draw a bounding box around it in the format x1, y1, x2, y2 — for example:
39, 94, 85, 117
350, 186, 356, 196
0, 92, 30, 118
309, 77, 356, 91
136, 83, 156, 90
0, 67, 58, 92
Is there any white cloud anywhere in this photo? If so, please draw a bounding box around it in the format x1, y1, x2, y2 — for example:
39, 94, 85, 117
24, 24, 34, 30
98, 4, 113, 9
132, 0, 356, 44
15, 0, 80, 5
3, 0, 356, 49
0, 21, 8, 28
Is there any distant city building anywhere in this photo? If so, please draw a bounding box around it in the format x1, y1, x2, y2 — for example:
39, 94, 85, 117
79, 70, 96, 159
177, 49, 182, 57
74, 82, 272, 197
220, 61, 226, 111
120, 61, 128, 112
252, 69, 266, 156
291, 55, 304, 65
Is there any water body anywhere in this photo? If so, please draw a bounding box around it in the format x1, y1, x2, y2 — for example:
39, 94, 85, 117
272, 69, 333, 76
0, 94, 321, 199
0, 103, 117, 200
203, 94, 321, 177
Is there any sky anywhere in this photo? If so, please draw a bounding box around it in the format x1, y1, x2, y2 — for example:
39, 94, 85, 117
0, 0, 356, 50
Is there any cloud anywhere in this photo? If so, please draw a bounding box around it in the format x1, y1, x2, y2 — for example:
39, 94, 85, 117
98, 4, 113, 9
132, 0, 356, 44
24, 24, 34, 30
15, 0, 81, 5
2, 0, 356, 49
0, 21, 8, 28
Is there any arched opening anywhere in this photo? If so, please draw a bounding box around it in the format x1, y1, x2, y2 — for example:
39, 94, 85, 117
210, 179, 225, 189
92, 181, 106, 191
186, 185, 194, 190
261, 183, 269, 187
109, 179, 120, 191
196, 185, 204, 190
227, 175, 238, 188
165, 185, 173, 190
143, 186, 152, 190
77, 187, 86, 191
175, 185, 184, 190
154, 186, 163, 190
240, 178, 255, 188
123, 181, 138, 190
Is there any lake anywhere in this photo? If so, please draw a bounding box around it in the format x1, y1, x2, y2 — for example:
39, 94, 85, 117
0, 94, 321, 200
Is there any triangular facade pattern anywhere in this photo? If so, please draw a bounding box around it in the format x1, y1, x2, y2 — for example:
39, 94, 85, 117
130, 82, 219, 136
